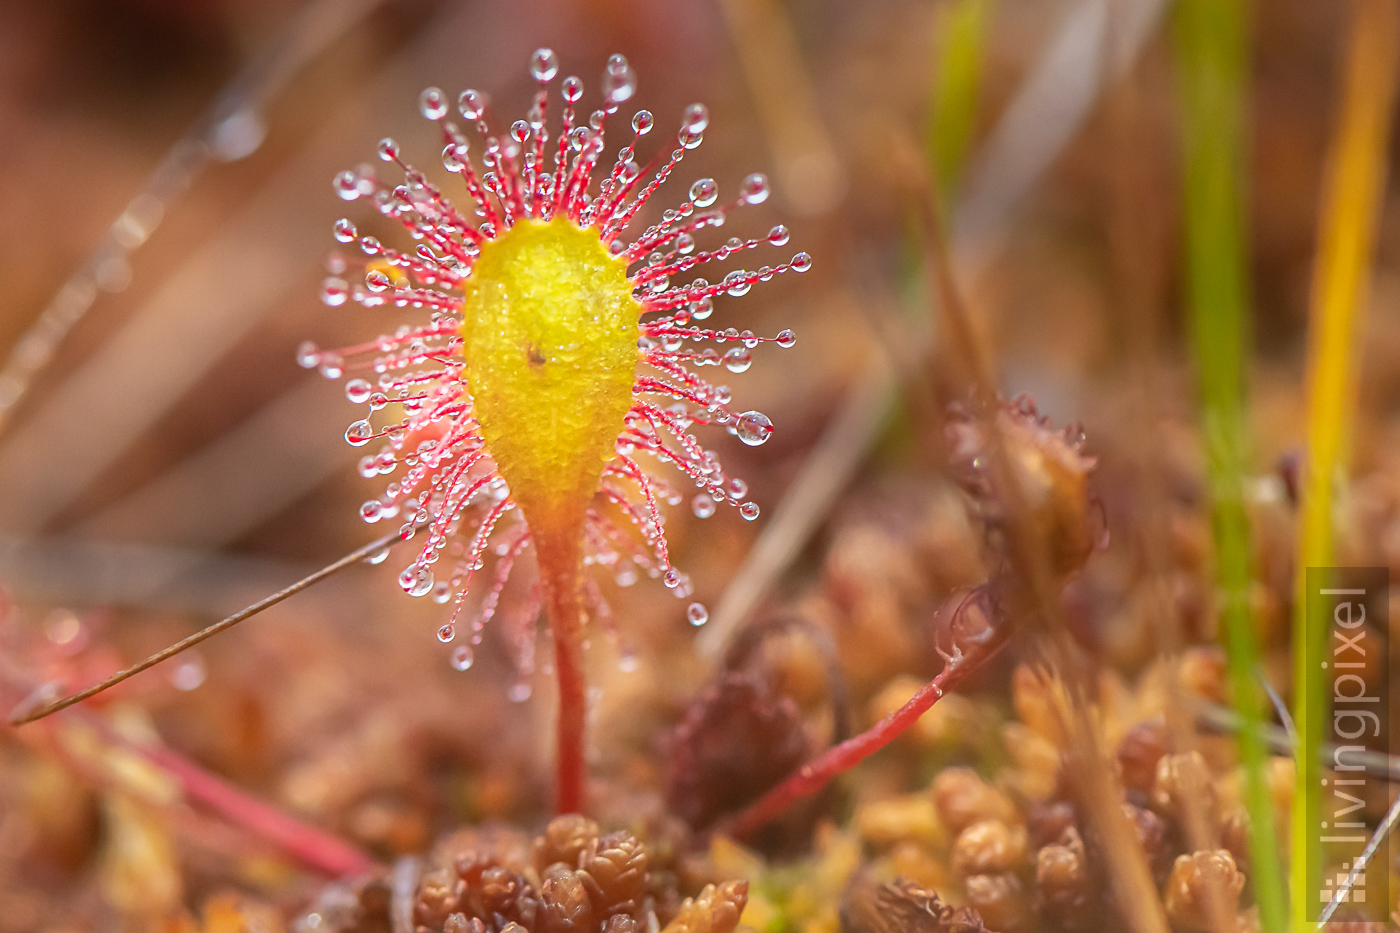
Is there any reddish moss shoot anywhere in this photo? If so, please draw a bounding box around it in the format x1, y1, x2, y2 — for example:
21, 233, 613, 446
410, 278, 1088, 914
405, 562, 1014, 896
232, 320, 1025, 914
302, 49, 806, 814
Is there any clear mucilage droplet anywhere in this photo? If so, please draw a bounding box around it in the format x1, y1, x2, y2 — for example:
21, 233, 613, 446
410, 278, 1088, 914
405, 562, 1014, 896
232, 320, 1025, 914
689, 178, 718, 208
530, 48, 559, 83
400, 565, 434, 597
458, 89, 488, 120
687, 602, 709, 626
419, 88, 448, 121
345, 419, 374, 446
735, 410, 773, 446
602, 54, 637, 106
682, 103, 709, 134
740, 173, 770, 205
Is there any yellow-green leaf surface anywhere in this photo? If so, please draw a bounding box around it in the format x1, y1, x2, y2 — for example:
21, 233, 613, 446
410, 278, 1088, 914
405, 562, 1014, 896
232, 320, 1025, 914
462, 218, 642, 544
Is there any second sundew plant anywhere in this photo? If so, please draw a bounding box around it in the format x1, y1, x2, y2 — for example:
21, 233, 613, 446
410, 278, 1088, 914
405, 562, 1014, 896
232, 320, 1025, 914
299, 49, 807, 814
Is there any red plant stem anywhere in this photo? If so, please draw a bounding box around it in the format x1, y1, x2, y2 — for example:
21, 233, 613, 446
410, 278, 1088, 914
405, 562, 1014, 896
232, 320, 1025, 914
538, 533, 588, 815
14, 705, 378, 878
713, 661, 965, 840
137, 740, 378, 877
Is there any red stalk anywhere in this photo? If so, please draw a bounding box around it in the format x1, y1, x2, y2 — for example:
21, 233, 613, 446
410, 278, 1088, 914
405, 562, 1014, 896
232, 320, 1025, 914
537, 532, 588, 815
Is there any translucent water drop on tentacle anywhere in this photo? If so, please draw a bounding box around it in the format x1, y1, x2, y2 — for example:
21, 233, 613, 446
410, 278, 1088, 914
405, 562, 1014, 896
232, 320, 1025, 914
687, 603, 709, 626
318, 354, 343, 379
692, 494, 716, 518
366, 546, 390, 565
437, 623, 455, 643
511, 120, 530, 144
419, 88, 448, 120
400, 565, 434, 597
723, 270, 751, 297
360, 500, 383, 523
333, 218, 357, 243
724, 347, 752, 373
433, 582, 452, 604
345, 378, 373, 404
682, 103, 709, 134
296, 341, 321, 368
378, 138, 400, 162
678, 128, 703, 150
346, 419, 374, 446
664, 569, 681, 589
728, 477, 748, 499
740, 173, 770, 205
458, 89, 488, 120
736, 410, 773, 446
791, 251, 812, 272
776, 328, 796, 348
691, 296, 713, 320
632, 110, 653, 135
739, 501, 761, 521
740, 329, 758, 349
530, 48, 559, 82
689, 178, 718, 208
333, 170, 361, 200
450, 645, 474, 671
562, 76, 583, 102
320, 277, 348, 307
603, 54, 637, 105
442, 144, 466, 172
768, 224, 789, 246
366, 269, 391, 292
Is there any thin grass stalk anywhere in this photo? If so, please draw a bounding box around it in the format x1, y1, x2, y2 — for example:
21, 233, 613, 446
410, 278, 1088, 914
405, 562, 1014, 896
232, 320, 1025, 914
1171, 0, 1287, 930
1290, 0, 1400, 927
927, 0, 991, 206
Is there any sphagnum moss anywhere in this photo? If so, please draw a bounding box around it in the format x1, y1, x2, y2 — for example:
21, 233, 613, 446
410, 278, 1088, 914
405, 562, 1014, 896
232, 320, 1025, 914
303, 49, 807, 813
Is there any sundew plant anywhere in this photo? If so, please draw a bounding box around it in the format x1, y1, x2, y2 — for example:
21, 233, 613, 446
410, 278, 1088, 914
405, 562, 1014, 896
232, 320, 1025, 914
300, 49, 806, 812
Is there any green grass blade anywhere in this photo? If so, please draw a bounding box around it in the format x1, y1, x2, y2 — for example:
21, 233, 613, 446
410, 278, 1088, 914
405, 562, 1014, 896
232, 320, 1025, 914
1171, 0, 1287, 930
927, 0, 991, 206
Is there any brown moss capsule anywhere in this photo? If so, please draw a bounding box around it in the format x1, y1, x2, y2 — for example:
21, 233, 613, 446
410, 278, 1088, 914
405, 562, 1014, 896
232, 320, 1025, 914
456, 861, 540, 930
951, 819, 1029, 877
539, 866, 597, 933
579, 830, 648, 916
841, 876, 991, 933
417, 867, 465, 928
932, 767, 1018, 835
1151, 751, 1216, 824
1117, 718, 1169, 795
535, 815, 600, 873
1026, 800, 1077, 849
1162, 850, 1245, 932
1035, 827, 1095, 932
659, 881, 749, 933
964, 872, 1033, 933
947, 396, 1098, 581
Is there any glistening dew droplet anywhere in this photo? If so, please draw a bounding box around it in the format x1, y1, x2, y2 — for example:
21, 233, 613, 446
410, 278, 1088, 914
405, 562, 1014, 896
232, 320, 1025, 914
735, 410, 774, 445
